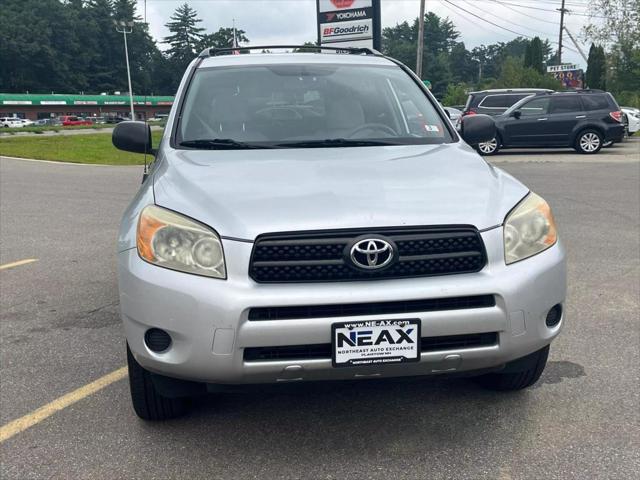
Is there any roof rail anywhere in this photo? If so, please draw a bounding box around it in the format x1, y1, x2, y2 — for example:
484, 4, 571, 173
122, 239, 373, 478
198, 45, 380, 58
572, 88, 605, 93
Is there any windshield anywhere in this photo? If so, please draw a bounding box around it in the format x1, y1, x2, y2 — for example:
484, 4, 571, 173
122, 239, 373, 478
176, 63, 453, 148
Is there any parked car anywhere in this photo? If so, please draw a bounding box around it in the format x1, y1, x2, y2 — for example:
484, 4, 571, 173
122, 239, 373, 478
621, 107, 640, 136
442, 105, 462, 124
105, 116, 126, 124
476, 90, 625, 155
147, 115, 168, 123
112, 46, 566, 421
18, 118, 34, 126
0, 117, 24, 128
88, 116, 107, 124
59, 115, 93, 126
462, 89, 554, 119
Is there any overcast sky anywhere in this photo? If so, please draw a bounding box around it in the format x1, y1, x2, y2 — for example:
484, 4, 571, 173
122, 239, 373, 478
136, 0, 594, 68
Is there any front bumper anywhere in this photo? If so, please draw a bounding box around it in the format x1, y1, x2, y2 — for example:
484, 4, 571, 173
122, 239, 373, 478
118, 227, 566, 384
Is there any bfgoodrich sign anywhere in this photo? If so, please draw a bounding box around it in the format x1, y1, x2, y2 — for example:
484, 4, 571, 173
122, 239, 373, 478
317, 0, 381, 49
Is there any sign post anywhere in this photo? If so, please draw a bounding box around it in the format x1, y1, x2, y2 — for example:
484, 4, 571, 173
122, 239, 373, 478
317, 0, 381, 50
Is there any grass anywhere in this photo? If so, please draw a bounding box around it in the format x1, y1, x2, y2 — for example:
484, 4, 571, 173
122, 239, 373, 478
3, 122, 166, 135
0, 131, 164, 165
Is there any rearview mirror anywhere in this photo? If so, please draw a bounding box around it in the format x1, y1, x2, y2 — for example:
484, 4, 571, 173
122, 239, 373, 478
510, 110, 522, 119
459, 114, 496, 145
112, 121, 153, 154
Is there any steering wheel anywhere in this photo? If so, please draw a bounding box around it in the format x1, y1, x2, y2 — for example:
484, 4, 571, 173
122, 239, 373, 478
346, 123, 397, 138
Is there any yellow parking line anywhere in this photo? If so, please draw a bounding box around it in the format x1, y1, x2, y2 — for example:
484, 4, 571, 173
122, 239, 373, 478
0, 367, 128, 443
0, 258, 38, 271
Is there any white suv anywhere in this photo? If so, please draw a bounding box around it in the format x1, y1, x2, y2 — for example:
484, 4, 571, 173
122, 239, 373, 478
112, 46, 566, 421
0, 117, 24, 128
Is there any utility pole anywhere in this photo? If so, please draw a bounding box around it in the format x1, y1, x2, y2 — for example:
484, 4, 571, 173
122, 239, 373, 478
416, 0, 426, 78
115, 21, 135, 120
557, 0, 567, 65
563, 26, 588, 63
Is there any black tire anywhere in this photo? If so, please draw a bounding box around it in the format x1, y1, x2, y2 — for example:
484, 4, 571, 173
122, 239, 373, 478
476, 137, 500, 156
574, 129, 603, 154
127, 344, 188, 420
476, 345, 549, 391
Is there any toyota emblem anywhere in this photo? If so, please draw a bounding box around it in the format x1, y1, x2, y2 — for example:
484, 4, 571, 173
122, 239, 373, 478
348, 237, 396, 270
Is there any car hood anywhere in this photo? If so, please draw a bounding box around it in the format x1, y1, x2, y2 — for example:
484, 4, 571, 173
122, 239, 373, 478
152, 142, 528, 240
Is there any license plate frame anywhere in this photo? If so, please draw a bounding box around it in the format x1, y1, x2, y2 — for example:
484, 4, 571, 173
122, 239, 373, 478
331, 319, 421, 368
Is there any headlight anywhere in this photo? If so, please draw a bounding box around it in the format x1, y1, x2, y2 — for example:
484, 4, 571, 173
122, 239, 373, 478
137, 205, 226, 279
504, 193, 557, 264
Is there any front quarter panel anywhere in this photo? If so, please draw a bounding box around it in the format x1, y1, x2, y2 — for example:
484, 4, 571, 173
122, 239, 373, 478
117, 175, 154, 253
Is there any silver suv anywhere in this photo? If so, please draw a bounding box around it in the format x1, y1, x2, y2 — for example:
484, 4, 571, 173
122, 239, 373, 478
113, 46, 566, 421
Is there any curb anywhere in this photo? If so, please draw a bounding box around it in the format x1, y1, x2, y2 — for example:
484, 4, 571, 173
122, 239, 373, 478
0, 155, 141, 167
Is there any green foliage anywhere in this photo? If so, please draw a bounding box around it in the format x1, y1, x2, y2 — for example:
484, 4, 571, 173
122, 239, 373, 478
584, 0, 640, 102
198, 28, 250, 52
442, 83, 470, 106
382, 13, 460, 96
491, 57, 561, 90
524, 37, 545, 75
586, 44, 607, 90
0, 1, 249, 96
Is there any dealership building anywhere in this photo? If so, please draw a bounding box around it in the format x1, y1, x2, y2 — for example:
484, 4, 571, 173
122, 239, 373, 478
0, 93, 174, 120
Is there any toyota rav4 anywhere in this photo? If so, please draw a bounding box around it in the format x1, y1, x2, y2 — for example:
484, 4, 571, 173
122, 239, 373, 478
113, 46, 566, 420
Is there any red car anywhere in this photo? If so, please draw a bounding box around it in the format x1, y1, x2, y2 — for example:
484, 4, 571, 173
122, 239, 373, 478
59, 115, 93, 126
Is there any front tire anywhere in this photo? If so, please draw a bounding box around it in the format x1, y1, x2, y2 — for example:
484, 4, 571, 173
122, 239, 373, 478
127, 344, 189, 420
476, 137, 500, 155
476, 345, 549, 391
575, 129, 603, 154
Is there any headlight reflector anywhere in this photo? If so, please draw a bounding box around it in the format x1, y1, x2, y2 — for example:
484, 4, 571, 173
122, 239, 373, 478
504, 193, 557, 264
137, 205, 226, 278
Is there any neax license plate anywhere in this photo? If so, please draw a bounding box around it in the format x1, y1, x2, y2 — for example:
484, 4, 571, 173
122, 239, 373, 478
332, 319, 421, 368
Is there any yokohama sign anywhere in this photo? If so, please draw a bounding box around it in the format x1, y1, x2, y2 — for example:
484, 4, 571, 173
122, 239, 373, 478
317, 0, 380, 49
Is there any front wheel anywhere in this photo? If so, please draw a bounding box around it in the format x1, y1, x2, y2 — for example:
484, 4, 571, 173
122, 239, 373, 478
476, 137, 500, 155
127, 344, 189, 420
476, 345, 549, 391
575, 130, 603, 154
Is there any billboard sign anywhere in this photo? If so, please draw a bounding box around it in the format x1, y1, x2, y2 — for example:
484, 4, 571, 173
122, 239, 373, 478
547, 64, 584, 89
317, 0, 380, 50
546, 64, 579, 73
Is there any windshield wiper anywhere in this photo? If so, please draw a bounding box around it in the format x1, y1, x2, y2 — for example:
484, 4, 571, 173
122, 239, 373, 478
275, 138, 397, 148
179, 138, 276, 149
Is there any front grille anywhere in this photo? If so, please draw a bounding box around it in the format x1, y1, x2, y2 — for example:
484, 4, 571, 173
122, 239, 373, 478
243, 332, 498, 362
248, 295, 496, 321
250, 227, 487, 283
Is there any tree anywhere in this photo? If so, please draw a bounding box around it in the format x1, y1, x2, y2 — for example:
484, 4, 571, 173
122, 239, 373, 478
584, 0, 640, 106
442, 83, 469, 106
163, 3, 205, 65
448, 42, 476, 84
198, 27, 249, 52
586, 44, 607, 90
524, 37, 544, 74
491, 57, 561, 90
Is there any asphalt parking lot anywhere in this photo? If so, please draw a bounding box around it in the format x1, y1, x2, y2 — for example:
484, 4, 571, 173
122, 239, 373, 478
1, 139, 639, 479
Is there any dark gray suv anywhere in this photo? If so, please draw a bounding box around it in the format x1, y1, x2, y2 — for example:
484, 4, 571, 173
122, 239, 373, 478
477, 90, 625, 155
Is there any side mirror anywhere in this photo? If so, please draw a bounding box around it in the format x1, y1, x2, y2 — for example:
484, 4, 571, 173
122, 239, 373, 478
112, 121, 153, 154
510, 110, 522, 119
459, 114, 496, 145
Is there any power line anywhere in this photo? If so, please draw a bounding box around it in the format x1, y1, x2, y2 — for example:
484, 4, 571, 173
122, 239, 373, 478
442, 0, 580, 54
442, 0, 534, 38
489, 0, 559, 24
495, 1, 608, 18
460, 0, 558, 39
439, 1, 516, 41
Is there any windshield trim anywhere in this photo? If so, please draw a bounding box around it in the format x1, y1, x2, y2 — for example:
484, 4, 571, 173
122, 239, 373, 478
171, 62, 457, 150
